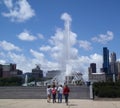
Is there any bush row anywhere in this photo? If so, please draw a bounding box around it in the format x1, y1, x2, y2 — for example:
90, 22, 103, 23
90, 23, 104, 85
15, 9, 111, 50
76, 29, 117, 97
93, 82, 120, 98
0, 77, 23, 86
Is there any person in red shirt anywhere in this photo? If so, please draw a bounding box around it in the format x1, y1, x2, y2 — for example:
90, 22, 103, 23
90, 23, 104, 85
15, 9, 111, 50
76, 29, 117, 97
63, 84, 70, 105
51, 85, 57, 103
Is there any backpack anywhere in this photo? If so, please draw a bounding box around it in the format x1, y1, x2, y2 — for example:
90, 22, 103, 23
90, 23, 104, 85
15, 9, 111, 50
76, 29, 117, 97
52, 88, 56, 94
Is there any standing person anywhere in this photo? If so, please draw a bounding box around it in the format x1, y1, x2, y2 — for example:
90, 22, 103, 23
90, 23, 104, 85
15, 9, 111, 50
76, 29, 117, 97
51, 85, 57, 103
46, 85, 51, 103
63, 84, 70, 105
57, 85, 63, 103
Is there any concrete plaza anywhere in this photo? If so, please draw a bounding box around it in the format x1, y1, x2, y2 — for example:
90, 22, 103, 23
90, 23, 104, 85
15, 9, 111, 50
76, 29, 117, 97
0, 99, 120, 108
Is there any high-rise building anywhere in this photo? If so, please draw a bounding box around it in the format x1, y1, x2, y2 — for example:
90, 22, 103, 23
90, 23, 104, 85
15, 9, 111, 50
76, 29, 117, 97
111, 52, 116, 63
116, 61, 120, 80
103, 47, 109, 74
110, 52, 117, 74
109, 52, 118, 82
88, 64, 106, 82
90, 63, 96, 73
0, 64, 2, 77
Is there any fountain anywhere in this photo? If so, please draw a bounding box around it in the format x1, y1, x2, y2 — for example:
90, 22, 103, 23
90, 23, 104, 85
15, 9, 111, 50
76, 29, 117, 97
22, 74, 28, 86
56, 13, 73, 85
46, 13, 83, 86
58, 13, 84, 85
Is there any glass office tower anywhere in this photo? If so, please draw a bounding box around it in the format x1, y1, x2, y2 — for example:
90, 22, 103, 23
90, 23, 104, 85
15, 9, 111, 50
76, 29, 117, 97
103, 47, 109, 74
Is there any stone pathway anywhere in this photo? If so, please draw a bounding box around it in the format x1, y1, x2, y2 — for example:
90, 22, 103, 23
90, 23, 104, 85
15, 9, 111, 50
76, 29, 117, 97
0, 99, 120, 108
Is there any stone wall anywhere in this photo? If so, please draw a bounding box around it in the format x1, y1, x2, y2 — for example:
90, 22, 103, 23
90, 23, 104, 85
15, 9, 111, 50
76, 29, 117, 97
0, 85, 90, 99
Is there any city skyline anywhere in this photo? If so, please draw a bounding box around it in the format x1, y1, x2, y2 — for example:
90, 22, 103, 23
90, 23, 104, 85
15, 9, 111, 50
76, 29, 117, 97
0, 0, 120, 80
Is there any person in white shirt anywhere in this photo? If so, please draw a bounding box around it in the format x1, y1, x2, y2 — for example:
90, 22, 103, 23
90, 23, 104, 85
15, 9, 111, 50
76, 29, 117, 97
47, 85, 51, 103
57, 85, 63, 103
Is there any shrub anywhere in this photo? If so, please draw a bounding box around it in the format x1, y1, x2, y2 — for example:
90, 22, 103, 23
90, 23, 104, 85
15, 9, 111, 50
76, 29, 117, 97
93, 82, 120, 98
0, 77, 23, 86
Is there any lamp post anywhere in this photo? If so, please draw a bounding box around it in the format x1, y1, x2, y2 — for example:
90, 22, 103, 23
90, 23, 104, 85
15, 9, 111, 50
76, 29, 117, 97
90, 81, 94, 99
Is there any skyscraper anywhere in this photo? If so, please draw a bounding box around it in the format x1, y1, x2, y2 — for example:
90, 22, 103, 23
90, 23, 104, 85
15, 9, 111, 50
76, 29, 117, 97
90, 63, 96, 73
0, 64, 2, 77
110, 52, 117, 74
103, 47, 109, 74
111, 52, 116, 63
109, 52, 118, 82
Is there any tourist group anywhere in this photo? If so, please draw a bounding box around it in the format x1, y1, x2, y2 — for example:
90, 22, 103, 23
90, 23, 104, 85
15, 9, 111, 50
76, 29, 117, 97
47, 84, 70, 105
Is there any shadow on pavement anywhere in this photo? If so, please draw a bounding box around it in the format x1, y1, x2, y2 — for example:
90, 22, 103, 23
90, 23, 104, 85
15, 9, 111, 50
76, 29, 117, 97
69, 103, 78, 106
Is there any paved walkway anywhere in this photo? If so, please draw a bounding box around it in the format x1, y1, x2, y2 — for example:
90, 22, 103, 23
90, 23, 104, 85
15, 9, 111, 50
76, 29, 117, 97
0, 99, 120, 108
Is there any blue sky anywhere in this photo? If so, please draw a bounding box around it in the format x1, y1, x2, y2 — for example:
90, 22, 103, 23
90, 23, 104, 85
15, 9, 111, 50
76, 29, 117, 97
0, 0, 120, 79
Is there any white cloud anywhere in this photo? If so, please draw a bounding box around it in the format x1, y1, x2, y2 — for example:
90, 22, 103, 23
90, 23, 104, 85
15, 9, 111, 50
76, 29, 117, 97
29, 49, 58, 71
49, 28, 64, 45
0, 12, 104, 81
48, 13, 77, 61
40, 45, 52, 52
0, 47, 103, 80
70, 48, 78, 59
61, 12, 72, 22
49, 27, 78, 61
70, 53, 102, 80
0, 60, 6, 64
92, 31, 114, 44
89, 53, 102, 70
2, 0, 35, 22
7, 52, 34, 72
0, 40, 21, 51
37, 33, 44, 39
8, 52, 26, 63
0, 49, 103, 80
30, 49, 44, 60
0, 51, 51, 73
79, 40, 93, 51
17, 30, 37, 41
52, 46, 60, 52
3, 0, 13, 9
0, 52, 5, 57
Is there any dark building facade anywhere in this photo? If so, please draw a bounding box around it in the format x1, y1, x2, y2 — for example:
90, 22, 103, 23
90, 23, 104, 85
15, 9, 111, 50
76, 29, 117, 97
110, 52, 116, 63
32, 65, 43, 80
89, 47, 120, 82
0, 64, 3, 77
90, 63, 96, 73
103, 47, 110, 74
109, 52, 118, 81
0, 63, 23, 78
110, 52, 117, 74
10, 64, 16, 71
102, 48, 119, 81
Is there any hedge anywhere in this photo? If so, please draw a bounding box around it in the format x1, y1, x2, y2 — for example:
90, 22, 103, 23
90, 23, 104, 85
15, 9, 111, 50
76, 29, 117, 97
93, 82, 120, 98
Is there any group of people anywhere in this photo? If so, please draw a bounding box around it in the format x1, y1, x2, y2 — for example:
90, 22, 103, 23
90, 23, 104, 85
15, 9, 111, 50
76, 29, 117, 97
47, 84, 70, 105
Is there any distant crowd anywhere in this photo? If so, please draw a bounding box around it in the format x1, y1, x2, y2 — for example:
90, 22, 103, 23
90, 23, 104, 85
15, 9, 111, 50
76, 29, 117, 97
46, 83, 70, 105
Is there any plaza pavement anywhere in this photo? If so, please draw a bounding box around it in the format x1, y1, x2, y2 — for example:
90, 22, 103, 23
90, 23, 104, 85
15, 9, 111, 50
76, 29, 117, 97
0, 99, 120, 108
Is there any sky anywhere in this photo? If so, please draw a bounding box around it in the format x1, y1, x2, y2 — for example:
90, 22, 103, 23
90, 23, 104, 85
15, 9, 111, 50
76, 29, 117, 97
0, 0, 120, 80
